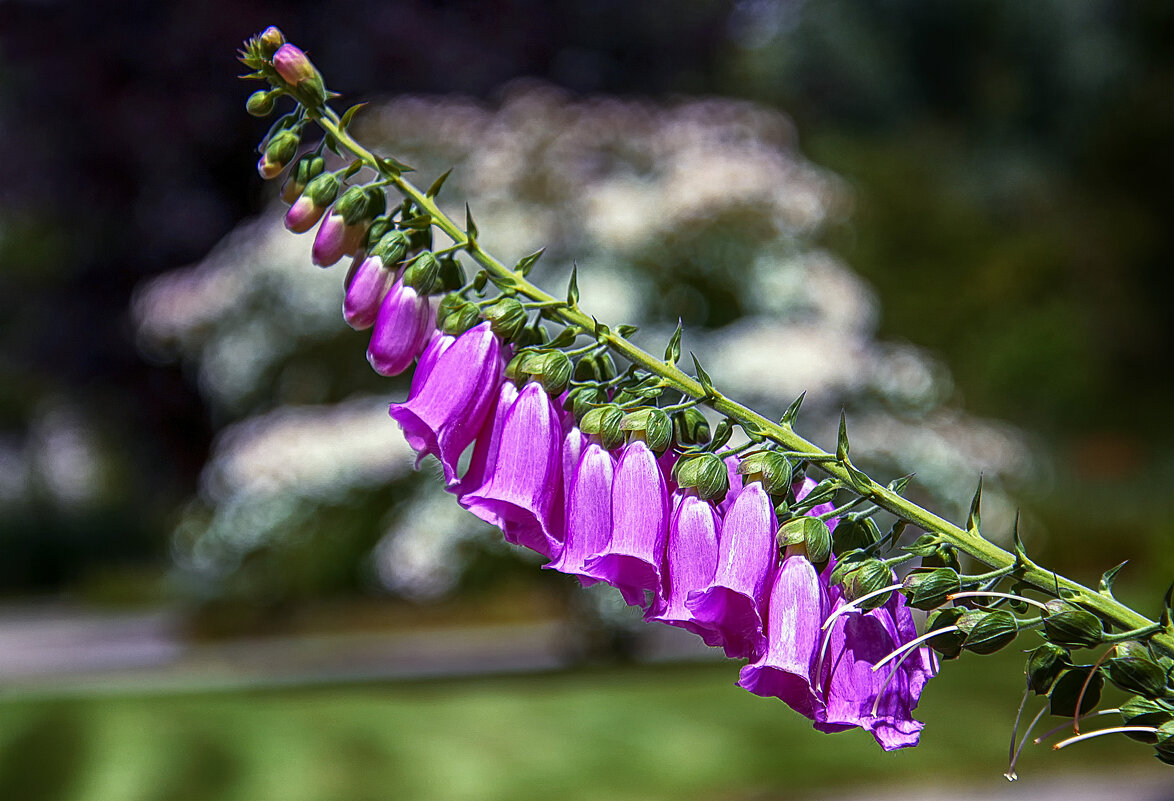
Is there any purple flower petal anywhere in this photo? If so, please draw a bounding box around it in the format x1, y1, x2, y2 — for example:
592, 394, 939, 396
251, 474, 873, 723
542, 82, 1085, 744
388, 322, 501, 484
460, 382, 564, 558
366, 279, 433, 376
582, 439, 668, 607
686, 481, 777, 658
344, 256, 398, 330
451, 380, 517, 497
647, 492, 722, 645
546, 440, 615, 585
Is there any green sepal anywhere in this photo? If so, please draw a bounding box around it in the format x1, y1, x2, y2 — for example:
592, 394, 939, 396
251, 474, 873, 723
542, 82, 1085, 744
567, 263, 579, 306
370, 229, 409, 266
1119, 696, 1171, 742
925, 607, 967, 659
672, 408, 710, 447
484, 297, 528, 342
778, 517, 831, 564
902, 568, 960, 611
780, 391, 805, 427
836, 409, 850, 462
1025, 643, 1069, 695
402, 251, 440, 294
1107, 644, 1168, 698
833, 517, 879, 555
838, 559, 893, 609
673, 453, 729, 502
580, 404, 625, 450
567, 386, 608, 423
437, 255, 466, 293
960, 610, 1018, 655
707, 419, 733, 451
691, 353, 715, 397
1043, 601, 1104, 648
545, 326, 579, 350
538, 351, 572, 396
903, 534, 940, 557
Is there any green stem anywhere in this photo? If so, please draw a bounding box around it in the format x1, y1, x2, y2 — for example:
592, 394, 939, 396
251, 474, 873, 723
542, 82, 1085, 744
310, 109, 1174, 656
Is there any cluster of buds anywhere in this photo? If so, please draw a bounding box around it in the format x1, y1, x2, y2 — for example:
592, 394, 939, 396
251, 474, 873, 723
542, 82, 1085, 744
239, 27, 1174, 769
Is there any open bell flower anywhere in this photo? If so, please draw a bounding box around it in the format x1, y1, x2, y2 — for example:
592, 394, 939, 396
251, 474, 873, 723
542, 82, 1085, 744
451, 380, 517, 497
581, 438, 669, 607
686, 480, 777, 658
388, 321, 502, 485
460, 381, 564, 558
646, 490, 723, 645
366, 279, 433, 377
545, 439, 616, 585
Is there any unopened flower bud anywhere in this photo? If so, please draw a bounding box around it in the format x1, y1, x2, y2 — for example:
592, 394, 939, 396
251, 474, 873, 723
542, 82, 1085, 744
580, 403, 625, 450
672, 407, 710, 446
312, 185, 374, 266
437, 255, 467, 293
832, 517, 880, 553
258, 27, 286, 58
901, 568, 960, 611
1108, 643, 1168, 698
1026, 642, 1069, 695
1043, 600, 1104, 648
484, 297, 527, 342
838, 559, 893, 609
925, 607, 967, 659
619, 408, 672, 452
403, 251, 440, 294
272, 43, 326, 103
343, 255, 397, 330
777, 516, 832, 564
535, 351, 572, 396
281, 154, 325, 204
370, 229, 409, 266
286, 172, 338, 234
960, 609, 1018, 655
257, 130, 299, 179
435, 294, 479, 336
246, 89, 277, 117
1049, 667, 1103, 717
1156, 720, 1174, 761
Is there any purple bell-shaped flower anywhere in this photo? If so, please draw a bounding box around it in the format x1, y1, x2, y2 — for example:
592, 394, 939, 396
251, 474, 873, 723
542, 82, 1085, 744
646, 491, 722, 645
545, 439, 616, 585
686, 480, 777, 658
460, 381, 564, 558
451, 380, 517, 497
366, 278, 434, 377
388, 322, 502, 485
581, 438, 669, 607
344, 256, 399, 331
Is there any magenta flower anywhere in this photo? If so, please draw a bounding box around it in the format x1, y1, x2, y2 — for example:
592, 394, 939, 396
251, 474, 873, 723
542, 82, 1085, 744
737, 553, 828, 718
410, 331, 455, 398
545, 439, 616, 585
366, 279, 433, 377
460, 381, 564, 558
451, 380, 517, 497
814, 567, 934, 750
388, 322, 502, 485
686, 481, 777, 658
646, 491, 722, 645
581, 439, 669, 607
312, 210, 367, 266
272, 43, 317, 87
344, 256, 399, 330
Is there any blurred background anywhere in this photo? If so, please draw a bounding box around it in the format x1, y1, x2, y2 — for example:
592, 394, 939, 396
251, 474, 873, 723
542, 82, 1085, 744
1, 1, 1173, 799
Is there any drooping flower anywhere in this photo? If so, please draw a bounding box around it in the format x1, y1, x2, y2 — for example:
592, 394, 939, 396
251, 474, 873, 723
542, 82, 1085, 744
646, 491, 722, 645
813, 567, 934, 750
545, 439, 616, 585
366, 278, 433, 377
737, 552, 828, 718
460, 381, 564, 558
451, 380, 517, 497
344, 256, 399, 330
285, 171, 339, 234
581, 438, 669, 607
388, 321, 502, 485
686, 480, 777, 658
312, 185, 383, 267
409, 331, 455, 399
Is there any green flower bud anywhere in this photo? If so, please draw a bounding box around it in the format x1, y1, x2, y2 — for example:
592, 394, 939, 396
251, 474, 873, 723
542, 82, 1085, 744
573, 352, 617, 383
281, 154, 325, 204
438, 255, 467, 293
580, 404, 625, 450
777, 516, 832, 564
538, 351, 572, 395
673, 453, 729, 502
925, 607, 967, 659
760, 452, 793, 495
568, 386, 608, 422
832, 517, 880, 554
902, 568, 960, 611
836, 559, 893, 609
672, 407, 710, 447
436, 294, 480, 336
1049, 667, 1102, 717
1043, 600, 1104, 648
1108, 644, 1168, 698
246, 89, 278, 117
402, 251, 440, 294
619, 408, 672, 452
304, 171, 340, 208
1119, 696, 1172, 742
370, 229, 410, 266
1025, 642, 1069, 695
258, 26, 286, 58
484, 297, 527, 342
258, 130, 300, 179
960, 609, 1018, 655
504, 350, 544, 384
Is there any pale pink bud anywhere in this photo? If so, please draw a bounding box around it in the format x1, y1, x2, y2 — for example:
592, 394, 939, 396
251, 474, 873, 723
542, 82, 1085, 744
344, 256, 398, 330
312, 212, 366, 266
285, 195, 326, 234
273, 44, 317, 87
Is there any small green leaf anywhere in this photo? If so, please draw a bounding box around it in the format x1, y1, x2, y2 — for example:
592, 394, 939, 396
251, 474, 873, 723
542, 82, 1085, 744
1012, 509, 1029, 565
514, 248, 545, 276
380, 156, 415, 174
400, 214, 433, 230
426, 167, 453, 198
780, 391, 806, 427
593, 318, 611, 339
691, 353, 715, 397
546, 326, 580, 349
967, 474, 983, 534
836, 410, 850, 462
565, 263, 579, 306
665, 320, 683, 365
616, 324, 638, 337
1099, 561, 1128, 598
342, 159, 364, 180
844, 462, 873, 495
339, 102, 368, 131
887, 474, 913, 495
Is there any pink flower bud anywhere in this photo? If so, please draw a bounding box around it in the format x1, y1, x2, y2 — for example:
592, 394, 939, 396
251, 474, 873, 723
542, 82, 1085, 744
311, 211, 367, 266
343, 255, 398, 330
273, 44, 318, 87
285, 195, 326, 233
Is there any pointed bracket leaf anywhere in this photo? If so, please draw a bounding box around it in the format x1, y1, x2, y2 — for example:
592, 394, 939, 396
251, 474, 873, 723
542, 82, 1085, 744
844, 462, 874, 496
836, 410, 850, 463
342, 159, 365, 180
780, 391, 806, 427
339, 102, 368, 131
514, 248, 545, 277
593, 317, 611, 340
1012, 509, 1031, 568
616, 324, 638, 338
967, 474, 983, 535
379, 156, 415, 175
567, 263, 580, 306
465, 203, 478, 240
1162, 581, 1174, 630
887, 474, 913, 496
1099, 561, 1128, 598
426, 167, 453, 198
690, 353, 715, 398
665, 319, 683, 365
